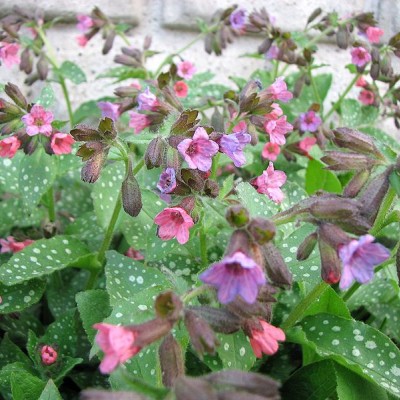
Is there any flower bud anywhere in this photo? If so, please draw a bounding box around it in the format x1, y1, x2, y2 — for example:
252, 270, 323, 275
121, 161, 142, 217
187, 306, 241, 334
114, 54, 141, 68
204, 179, 219, 198
159, 334, 184, 387
343, 170, 370, 197
5, 83, 28, 110
175, 376, 218, 400
258, 37, 273, 54
309, 196, 363, 220
318, 223, 350, 249
370, 63, 380, 80
321, 151, 378, 171
145, 137, 166, 169
297, 232, 318, 261
102, 30, 116, 55
262, 243, 292, 287
133, 318, 174, 348
154, 291, 183, 323
114, 85, 140, 98
336, 25, 349, 49
247, 218, 276, 244
226, 229, 252, 256
184, 310, 219, 357
226, 205, 250, 228
41, 345, 58, 365
0, 99, 21, 115
37, 54, 49, 80
318, 238, 341, 284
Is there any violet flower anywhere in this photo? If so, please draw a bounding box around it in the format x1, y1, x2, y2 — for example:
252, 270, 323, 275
298, 111, 321, 132
97, 101, 120, 121
230, 9, 246, 31
219, 131, 251, 167
157, 168, 177, 194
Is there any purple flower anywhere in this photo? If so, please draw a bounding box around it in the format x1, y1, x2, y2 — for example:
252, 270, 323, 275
338, 234, 390, 290
219, 131, 251, 167
137, 87, 159, 111
266, 45, 279, 60
230, 9, 246, 31
351, 47, 371, 67
97, 101, 120, 121
157, 168, 177, 194
298, 110, 322, 132
177, 127, 219, 172
199, 251, 266, 304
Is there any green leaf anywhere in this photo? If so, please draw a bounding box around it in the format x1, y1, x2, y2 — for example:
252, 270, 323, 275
305, 158, 342, 195
0, 334, 32, 370
281, 359, 337, 400
59, 61, 87, 84
97, 66, 146, 82
0, 151, 22, 194
38, 380, 62, 400
0, 362, 37, 400
218, 174, 234, 200
10, 370, 46, 400
215, 330, 256, 371
36, 85, 54, 108
389, 171, 400, 197
361, 127, 399, 162
297, 313, 400, 398
19, 148, 58, 210
76, 289, 111, 345
92, 162, 125, 230
0, 236, 90, 285
0, 279, 46, 313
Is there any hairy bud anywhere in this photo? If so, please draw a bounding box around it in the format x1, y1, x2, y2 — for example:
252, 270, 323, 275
154, 291, 183, 323
5, 83, 28, 110
159, 334, 184, 387
226, 205, 250, 228
145, 137, 166, 169
321, 151, 378, 171
297, 232, 318, 261
248, 218, 276, 244
318, 238, 341, 284
262, 243, 292, 287
121, 161, 142, 217
344, 170, 370, 197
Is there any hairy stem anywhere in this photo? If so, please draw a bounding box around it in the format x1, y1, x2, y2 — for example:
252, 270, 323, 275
46, 186, 56, 223
182, 285, 211, 304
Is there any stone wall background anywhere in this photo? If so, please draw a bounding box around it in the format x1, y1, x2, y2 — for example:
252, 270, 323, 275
0, 0, 399, 135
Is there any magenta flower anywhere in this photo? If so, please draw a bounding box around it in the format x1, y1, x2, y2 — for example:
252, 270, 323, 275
358, 89, 375, 105
249, 320, 285, 358
264, 114, 293, 145
125, 247, 144, 260
251, 162, 286, 204
265, 77, 293, 103
93, 323, 142, 374
219, 131, 251, 167
298, 136, 317, 154
50, 133, 75, 155
351, 47, 371, 67
137, 87, 159, 111
298, 110, 322, 132
338, 234, 390, 290
154, 207, 194, 244
21, 105, 54, 136
157, 168, 177, 194
356, 76, 367, 87
0, 136, 21, 158
230, 9, 246, 31
199, 251, 266, 304
177, 127, 219, 172
41, 345, 58, 366
76, 14, 94, 32
0, 42, 20, 68
76, 35, 88, 47
97, 101, 120, 121
366, 26, 384, 44
262, 142, 280, 161
177, 60, 196, 80
128, 111, 150, 134
174, 80, 189, 98
0, 236, 34, 253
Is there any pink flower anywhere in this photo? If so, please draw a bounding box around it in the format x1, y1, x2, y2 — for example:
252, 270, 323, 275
0, 42, 20, 68
154, 207, 194, 244
137, 87, 159, 111
128, 111, 150, 134
366, 26, 384, 44
173, 81, 189, 98
298, 111, 321, 132
351, 47, 371, 67
358, 89, 375, 105
21, 105, 54, 136
355, 76, 367, 87
50, 133, 75, 155
93, 323, 142, 374
76, 35, 89, 47
199, 251, 266, 304
41, 345, 58, 365
0, 136, 21, 158
265, 77, 293, 103
97, 101, 120, 121
264, 113, 293, 146
76, 14, 94, 32
125, 247, 144, 260
251, 162, 286, 204
262, 142, 280, 161
0, 236, 34, 253
130, 80, 142, 90
232, 120, 247, 133
249, 320, 285, 357
338, 234, 390, 290
177, 127, 219, 172
177, 60, 196, 80
298, 137, 317, 154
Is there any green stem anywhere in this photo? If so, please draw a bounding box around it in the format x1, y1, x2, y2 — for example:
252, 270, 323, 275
199, 227, 208, 266
369, 187, 396, 236
272, 60, 280, 80
304, 26, 335, 48
281, 281, 328, 330
323, 74, 359, 120
182, 285, 211, 304
46, 186, 56, 222
118, 31, 131, 46
309, 69, 322, 108
59, 76, 74, 126
210, 153, 220, 180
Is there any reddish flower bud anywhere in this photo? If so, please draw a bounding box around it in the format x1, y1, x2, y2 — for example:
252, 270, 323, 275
41, 345, 58, 365
318, 237, 341, 284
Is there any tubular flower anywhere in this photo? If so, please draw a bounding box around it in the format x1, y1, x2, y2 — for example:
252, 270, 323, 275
50, 133, 75, 155
0, 42, 20, 68
249, 320, 285, 357
0, 136, 21, 158
251, 162, 286, 204
265, 77, 293, 103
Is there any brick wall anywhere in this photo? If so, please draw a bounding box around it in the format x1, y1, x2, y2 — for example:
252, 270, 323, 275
0, 0, 398, 134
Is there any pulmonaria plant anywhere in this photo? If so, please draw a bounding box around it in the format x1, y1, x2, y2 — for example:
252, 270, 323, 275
1, 4, 400, 400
